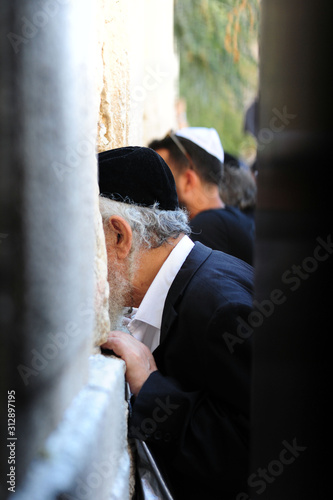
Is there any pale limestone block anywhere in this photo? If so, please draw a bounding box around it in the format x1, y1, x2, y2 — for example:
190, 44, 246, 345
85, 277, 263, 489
95, 0, 178, 152
141, 0, 179, 145
96, 0, 132, 151
7, 0, 98, 484
15, 355, 130, 500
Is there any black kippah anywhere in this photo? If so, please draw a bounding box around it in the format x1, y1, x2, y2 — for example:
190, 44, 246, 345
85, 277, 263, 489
98, 146, 179, 211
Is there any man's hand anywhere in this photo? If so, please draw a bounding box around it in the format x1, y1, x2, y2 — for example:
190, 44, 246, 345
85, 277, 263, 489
101, 331, 158, 396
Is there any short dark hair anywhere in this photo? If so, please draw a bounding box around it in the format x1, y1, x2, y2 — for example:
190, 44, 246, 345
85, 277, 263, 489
148, 136, 223, 186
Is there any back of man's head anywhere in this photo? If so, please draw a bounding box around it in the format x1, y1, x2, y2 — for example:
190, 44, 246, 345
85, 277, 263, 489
98, 146, 190, 249
220, 164, 257, 211
148, 127, 224, 187
98, 146, 179, 211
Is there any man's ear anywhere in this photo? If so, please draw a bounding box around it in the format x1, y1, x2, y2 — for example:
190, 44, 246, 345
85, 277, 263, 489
182, 168, 199, 192
107, 216, 133, 260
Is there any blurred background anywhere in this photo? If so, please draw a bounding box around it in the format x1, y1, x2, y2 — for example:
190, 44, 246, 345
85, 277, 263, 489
174, 0, 259, 164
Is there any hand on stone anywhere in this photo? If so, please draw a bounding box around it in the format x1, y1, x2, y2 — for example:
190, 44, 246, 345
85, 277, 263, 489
101, 331, 158, 396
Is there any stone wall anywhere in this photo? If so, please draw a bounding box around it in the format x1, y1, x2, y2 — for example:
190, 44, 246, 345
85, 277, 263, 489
96, 0, 179, 152
14, 355, 130, 500
1, 0, 99, 491
0, 1, 177, 499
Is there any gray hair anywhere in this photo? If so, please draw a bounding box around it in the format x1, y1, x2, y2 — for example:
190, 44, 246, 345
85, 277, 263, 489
99, 196, 191, 249
219, 164, 257, 210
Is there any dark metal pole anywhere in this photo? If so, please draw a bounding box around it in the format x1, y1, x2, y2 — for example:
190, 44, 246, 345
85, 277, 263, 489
251, 1, 333, 499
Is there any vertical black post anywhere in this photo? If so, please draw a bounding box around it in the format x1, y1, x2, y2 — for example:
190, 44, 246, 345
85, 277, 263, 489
251, 1, 333, 499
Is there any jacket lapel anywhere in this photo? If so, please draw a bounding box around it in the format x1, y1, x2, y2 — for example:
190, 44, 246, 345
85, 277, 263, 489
159, 242, 212, 344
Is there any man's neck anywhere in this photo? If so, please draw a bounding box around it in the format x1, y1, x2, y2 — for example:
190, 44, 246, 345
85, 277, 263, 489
188, 186, 225, 219
129, 234, 184, 307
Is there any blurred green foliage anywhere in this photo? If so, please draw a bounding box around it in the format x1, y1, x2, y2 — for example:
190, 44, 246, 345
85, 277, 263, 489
174, 0, 260, 163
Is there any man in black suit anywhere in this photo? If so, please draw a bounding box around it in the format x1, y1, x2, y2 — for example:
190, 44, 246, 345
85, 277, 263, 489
148, 127, 254, 265
98, 146, 253, 499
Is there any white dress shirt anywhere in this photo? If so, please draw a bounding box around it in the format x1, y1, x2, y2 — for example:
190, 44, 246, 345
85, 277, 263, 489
123, 235, 194, 351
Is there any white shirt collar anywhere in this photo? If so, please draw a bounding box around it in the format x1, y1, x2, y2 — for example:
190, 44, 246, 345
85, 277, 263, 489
126, 235, 194, 349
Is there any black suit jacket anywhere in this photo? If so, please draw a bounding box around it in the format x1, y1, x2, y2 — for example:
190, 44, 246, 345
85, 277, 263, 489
129, 242, 254, 499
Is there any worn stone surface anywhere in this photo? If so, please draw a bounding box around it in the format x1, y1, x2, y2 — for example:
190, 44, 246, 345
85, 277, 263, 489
0, 1, 177, 498
96, 0, 132, 150
14, 355, 130, 500
0, 1, 99, 492
96, 0, 178, 152
140, 0, 179, 145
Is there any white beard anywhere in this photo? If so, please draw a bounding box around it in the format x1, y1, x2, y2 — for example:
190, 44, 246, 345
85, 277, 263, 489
107, 246, 141, 331
107, 261, 131, 331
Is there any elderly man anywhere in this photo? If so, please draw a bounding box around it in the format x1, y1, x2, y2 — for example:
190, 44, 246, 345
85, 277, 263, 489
98, 146, 253, 500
